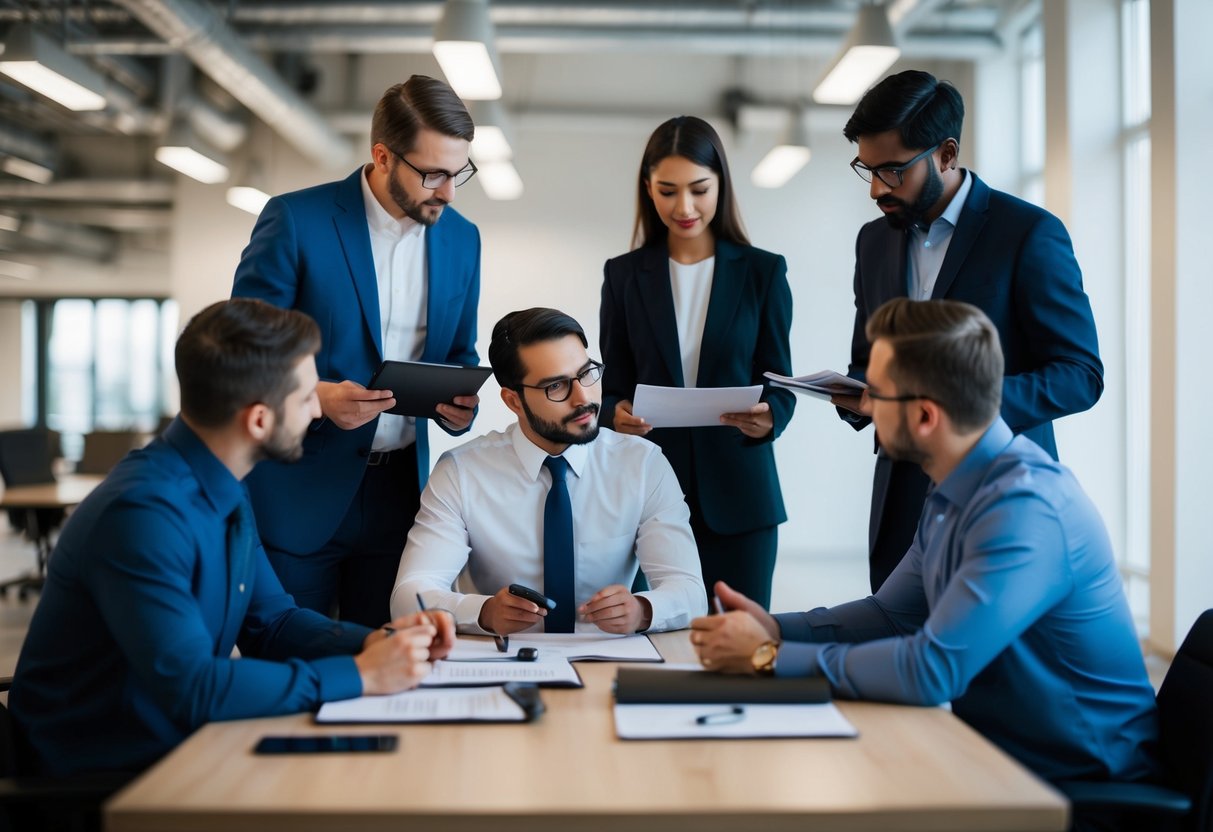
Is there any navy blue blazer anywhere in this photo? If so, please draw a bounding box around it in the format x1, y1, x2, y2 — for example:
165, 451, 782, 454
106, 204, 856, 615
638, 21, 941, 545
9, 420, 370, 777
846, 172, 1103, 550
600, 239, 795, 536
232, 168, 481, 555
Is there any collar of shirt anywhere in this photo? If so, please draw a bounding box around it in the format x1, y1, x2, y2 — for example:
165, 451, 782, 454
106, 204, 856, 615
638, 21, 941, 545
509, 421, 589, 481
931, 417, 1016, 508
162, 417, 248, 519
912, 167, 973, 235
359, 163, 424, 240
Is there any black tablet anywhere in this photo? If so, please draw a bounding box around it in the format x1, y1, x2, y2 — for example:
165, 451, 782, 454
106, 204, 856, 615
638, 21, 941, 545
366, 361, 494, 419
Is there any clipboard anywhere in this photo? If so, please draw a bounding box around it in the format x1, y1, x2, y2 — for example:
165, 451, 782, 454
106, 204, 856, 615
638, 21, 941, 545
315, 683, 546, 724
614, 668, 831, 704
366, 360, 494, 419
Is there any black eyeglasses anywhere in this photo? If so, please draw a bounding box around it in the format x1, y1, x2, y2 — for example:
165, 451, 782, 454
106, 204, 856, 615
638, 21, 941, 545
517, 360, 604, 403
388, 147, 477, 189
850, 142, 942, 188
862, 387, 931, 404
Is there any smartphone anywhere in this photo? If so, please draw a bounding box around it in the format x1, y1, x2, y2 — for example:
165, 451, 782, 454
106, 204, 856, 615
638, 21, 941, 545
509, 583, 557, 610
253, 734, 399, 755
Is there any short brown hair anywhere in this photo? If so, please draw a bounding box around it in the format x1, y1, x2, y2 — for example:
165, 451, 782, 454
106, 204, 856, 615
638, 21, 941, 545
865, 298, 1002, 432
371, 75, 474, 154
176, 299, 320, 428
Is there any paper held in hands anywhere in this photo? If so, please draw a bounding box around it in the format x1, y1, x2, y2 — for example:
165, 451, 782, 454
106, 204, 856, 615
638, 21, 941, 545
631, 384, 763, 428
763, 370, 867, 403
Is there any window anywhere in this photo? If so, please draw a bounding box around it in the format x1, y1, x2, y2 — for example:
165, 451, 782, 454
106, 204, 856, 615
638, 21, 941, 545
1120, 0, 1151, 630
33, 298, 178, 462
1017, 20, 1045, 206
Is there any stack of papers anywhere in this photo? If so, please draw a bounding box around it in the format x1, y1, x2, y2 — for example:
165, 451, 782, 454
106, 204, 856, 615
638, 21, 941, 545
613, 703, 858, 740
763, 370, 867, 401
318, 687, 531, 724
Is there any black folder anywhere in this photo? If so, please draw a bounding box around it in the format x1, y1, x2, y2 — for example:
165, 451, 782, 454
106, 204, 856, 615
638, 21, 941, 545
614, 668, 831, 705
366, 360, 494, 419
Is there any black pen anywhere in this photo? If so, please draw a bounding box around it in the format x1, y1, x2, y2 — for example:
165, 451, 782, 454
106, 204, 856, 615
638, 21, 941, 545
695, 706, 745, 725
384, 593, 428, 637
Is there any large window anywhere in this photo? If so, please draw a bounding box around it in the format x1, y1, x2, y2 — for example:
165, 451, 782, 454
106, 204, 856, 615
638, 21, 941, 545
1017, 20, 1045, 206
25, 298, 178, 462
1120, 0, 1151, 630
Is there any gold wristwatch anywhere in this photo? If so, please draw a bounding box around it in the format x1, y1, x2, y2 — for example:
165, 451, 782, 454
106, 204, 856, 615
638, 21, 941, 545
751, 640, 779, 677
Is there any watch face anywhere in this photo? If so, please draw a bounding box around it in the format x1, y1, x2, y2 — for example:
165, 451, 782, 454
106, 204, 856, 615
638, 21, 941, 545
752, 642, 777, 673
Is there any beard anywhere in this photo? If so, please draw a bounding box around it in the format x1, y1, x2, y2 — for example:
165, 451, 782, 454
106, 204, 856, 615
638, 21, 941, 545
521, 398, 601, 447
878, 410, 929, 469
878, 162, 944, 231
258, 414, 306, 464
388, 162, 448, 226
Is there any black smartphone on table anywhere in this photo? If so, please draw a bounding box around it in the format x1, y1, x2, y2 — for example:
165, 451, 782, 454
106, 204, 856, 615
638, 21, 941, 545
254, 734, 399, 754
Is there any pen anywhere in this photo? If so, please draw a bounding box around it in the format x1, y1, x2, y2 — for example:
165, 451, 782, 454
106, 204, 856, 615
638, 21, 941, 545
712, 594, 725, 615
384, 593, 428, 638
695, 706, 745, 726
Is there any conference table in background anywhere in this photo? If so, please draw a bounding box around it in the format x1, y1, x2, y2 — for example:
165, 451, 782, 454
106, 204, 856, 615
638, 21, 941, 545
105, 631, 1068, 832
0, 474, 104, 597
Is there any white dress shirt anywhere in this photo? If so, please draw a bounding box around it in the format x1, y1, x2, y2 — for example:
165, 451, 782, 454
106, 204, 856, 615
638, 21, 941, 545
360, 166, 428, 451
908, 169, 973, 300
668, 256, 714, 388
390, 423, 707, 633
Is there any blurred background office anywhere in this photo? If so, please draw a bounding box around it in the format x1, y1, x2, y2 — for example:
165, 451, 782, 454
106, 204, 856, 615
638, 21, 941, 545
0, 0, 1208, 661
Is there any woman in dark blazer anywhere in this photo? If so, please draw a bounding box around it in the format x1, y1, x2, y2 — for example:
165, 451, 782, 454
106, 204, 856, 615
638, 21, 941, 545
600, 116, 795, 609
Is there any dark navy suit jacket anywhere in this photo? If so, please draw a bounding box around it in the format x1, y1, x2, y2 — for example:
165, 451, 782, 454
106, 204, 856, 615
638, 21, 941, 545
846, 172, 1103, 573
9, 420, 370, 777
232, 168, 481, 555
600, 239, 795, 536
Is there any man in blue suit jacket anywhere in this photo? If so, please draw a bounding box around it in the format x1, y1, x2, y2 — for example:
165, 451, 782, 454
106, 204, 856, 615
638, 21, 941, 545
10, 299, 451, 777
233, 76, 482, 626
835, 71, 1103, 591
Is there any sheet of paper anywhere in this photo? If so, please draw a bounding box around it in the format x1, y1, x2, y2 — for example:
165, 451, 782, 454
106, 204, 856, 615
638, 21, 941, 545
423, 656, 582, 688
631, 384, 763, 428
317, 687, 526, 723
613, 702, 858, 740
446, 633, 662, 663
763, 370, 867, 398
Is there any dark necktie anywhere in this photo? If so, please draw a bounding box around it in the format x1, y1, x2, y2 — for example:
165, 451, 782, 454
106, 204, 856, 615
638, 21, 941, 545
227, 500, 255, 599
542, 455, 575, 632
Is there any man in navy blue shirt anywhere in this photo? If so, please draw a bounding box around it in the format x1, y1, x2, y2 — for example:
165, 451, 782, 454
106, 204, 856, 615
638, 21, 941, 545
10, 298, 454, 777
692, 298, 1158, 786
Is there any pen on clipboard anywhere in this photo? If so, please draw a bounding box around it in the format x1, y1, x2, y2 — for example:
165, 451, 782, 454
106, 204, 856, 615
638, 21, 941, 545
695, 706, 745, 726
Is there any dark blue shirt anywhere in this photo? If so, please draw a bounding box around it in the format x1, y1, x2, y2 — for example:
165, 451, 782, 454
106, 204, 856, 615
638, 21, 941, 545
10, 420, 370, 776
774, 419, 1159, 783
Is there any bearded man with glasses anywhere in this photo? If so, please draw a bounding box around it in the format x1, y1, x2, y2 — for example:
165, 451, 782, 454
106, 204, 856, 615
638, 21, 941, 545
833, 69, 1103, 593
391, 307, 706, 637
233, 75, 483, 629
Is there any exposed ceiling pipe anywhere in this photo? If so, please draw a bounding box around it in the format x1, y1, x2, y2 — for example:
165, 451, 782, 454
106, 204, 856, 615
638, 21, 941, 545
0, 180, 174, 203
11, 216, 119, 261
112, 0, 354, 167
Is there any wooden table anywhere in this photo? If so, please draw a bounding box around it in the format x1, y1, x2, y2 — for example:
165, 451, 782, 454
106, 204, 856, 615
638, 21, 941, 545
105, 631, 1068, 832
0, 474, 104, 593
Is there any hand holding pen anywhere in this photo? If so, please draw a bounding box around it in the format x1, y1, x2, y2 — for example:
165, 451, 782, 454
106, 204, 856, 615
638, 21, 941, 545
379, 593, 456, 661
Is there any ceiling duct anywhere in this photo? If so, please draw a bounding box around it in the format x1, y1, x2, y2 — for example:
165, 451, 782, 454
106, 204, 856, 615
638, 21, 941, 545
0, 179, 173, 203
113, 0, 354, 167
12, 215, 119, 261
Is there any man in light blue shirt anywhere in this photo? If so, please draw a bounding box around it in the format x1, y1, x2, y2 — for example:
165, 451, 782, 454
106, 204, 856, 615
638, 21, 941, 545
692, 298, 1158, 785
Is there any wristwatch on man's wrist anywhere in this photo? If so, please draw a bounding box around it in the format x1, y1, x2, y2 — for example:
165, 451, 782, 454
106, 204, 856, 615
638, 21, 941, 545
751, 640, 779, 677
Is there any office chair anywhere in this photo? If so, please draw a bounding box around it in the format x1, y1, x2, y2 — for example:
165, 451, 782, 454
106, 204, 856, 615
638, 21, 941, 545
0, 677, 132, 832
1059, 608, 1213, 832
0, 429, 65, 599
76, 430, 145, 475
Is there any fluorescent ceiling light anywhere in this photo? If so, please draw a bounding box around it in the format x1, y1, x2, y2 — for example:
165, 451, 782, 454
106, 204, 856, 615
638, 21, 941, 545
0, 26, 107, 111
478, 160, 524, 200
468, 100, 515, 163
156, 121, 229, 184
2, 155, 55, 184
752, 110, 812, 189
0, 213, 20, 233
0, 259, 39, 281
812, 5, 901, 106
226, 185, 271, 215
433, 0, 503, 100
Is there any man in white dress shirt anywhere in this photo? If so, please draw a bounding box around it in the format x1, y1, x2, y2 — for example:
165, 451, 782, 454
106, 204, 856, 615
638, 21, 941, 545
391, 308, 706, 635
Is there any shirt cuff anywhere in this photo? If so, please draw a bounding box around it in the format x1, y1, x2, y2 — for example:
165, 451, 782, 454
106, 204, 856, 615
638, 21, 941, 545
773, 641, 827, 679
453, 594, 494, 634
773, 611, 817, 642
312, 655, 364, 702
634, 591, 690, 633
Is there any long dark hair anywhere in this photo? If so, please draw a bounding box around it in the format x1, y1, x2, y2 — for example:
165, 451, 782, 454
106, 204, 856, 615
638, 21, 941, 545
631, 116, 749, 250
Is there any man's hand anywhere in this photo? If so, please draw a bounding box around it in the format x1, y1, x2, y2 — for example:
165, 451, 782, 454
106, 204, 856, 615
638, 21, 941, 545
831, 392, 865, 417
689, 581, 780, 673
318, 380, 395, 430
354, 622, 435, 695
478, 586, 547, 636
612, 400, 651, 436
436, 394, 478, 432
363, 611, 456, 661
720, 402, 774, 439
579, 584, 652, 634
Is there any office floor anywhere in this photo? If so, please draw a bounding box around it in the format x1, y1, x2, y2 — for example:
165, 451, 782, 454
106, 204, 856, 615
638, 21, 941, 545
0, 523, 1170, 688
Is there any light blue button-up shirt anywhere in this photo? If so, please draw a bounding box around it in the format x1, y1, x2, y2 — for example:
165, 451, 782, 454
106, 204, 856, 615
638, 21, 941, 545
774, 419, 1159, 783
908, 169, 973, 299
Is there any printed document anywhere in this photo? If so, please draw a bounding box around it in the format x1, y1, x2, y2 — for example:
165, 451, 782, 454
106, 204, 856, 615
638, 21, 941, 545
424, 656, 582, 688
613, 702, 858, 740
445, 633, 662, 663
317, 687, 526, 723
632, 384, 763, 428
